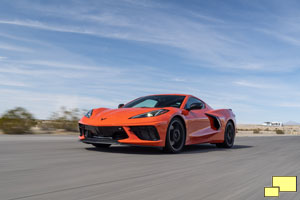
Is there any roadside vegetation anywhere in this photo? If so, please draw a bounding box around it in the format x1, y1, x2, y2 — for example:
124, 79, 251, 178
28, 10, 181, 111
275, 129, 285, 134
237, 125, 299, 136
40, 107, 83, 132
253, 128, 261, 134
0, 107, 36, 134
0, 107, 86, 134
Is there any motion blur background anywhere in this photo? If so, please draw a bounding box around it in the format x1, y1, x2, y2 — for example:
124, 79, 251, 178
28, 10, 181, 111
1, 0, 300, 125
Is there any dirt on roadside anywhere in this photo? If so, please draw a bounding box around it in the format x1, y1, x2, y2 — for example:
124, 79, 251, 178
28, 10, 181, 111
237, 124, 300, 136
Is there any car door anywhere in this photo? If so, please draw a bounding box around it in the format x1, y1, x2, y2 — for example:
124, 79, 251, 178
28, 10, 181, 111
184, 97, 211, 137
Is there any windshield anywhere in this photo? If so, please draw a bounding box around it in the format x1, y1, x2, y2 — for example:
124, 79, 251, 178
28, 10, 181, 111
123, 95, 186, 108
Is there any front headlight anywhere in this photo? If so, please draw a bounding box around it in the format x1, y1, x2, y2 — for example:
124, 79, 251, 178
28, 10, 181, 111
85, 109, 93, 118
130, 109, 169, 119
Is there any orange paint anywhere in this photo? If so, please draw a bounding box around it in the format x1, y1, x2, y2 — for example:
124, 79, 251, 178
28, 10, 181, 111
79, 94, 236, 148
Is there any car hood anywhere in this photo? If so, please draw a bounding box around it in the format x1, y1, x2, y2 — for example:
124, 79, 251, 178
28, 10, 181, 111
96, 108, 161, 119
80, 107, 172, 126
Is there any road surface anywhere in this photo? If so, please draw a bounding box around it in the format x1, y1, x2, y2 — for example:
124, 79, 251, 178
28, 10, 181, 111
0, 135, 299, 200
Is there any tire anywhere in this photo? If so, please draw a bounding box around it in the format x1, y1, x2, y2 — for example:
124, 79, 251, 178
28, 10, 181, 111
216, 121, 235, 148
163, 118, 186, 153
92, 144, 111, 148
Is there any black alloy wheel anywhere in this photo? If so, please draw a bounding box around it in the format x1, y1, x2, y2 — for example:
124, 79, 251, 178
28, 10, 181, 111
164, 118, 186, 153
216, 121, 235, 148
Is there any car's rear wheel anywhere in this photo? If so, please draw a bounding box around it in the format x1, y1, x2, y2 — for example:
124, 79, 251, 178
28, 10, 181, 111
216, 121, 235, 148
164, 118, 186, 153
92, 144, 111, 148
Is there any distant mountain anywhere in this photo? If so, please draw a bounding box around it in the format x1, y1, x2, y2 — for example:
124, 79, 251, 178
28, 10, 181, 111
284, 121, 300, 125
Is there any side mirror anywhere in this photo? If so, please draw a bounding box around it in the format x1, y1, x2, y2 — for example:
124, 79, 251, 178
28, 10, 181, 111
118, 104, 124, 108
188, 102, 203, 111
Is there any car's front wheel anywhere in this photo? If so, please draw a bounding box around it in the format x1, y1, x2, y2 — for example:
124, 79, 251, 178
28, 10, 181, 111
216, 121, 235, 148
92, 144, 111, 148
164, 118, 186, 153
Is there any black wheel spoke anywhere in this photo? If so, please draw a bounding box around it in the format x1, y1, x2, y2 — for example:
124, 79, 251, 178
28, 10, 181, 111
216, 122, 235, 148
168, 121, 184, 151
226, 124, 234, 145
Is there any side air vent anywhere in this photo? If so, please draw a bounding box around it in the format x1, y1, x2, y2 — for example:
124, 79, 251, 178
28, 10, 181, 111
205, 114, 221, 130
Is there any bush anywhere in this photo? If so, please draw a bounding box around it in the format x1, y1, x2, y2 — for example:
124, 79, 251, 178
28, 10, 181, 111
253, 128, 261, 134
275, 129, 285, 134
46, 107, 82, 132
0, 107, 36, 134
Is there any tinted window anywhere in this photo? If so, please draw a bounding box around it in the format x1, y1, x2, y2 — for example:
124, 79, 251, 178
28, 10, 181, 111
184, 97, 205, 109
124, 95, 186, 108
132, 99, 157, 108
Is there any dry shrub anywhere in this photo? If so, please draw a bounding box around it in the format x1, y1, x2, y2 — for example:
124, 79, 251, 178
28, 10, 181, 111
275, 129, 285, 134
253, 128, 261, 134
45, 107, 83, 132
0, 107, 36, 134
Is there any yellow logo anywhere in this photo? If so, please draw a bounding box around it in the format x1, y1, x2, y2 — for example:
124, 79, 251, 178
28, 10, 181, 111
264, 176, 297, 197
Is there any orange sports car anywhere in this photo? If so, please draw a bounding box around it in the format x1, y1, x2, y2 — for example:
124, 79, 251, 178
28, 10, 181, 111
79, 94, 236, 153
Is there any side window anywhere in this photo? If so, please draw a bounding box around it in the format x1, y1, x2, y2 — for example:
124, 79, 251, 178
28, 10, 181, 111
184, 97, 205, 110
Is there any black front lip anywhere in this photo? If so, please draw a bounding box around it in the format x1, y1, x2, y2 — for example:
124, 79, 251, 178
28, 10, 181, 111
80, 137, 119, 145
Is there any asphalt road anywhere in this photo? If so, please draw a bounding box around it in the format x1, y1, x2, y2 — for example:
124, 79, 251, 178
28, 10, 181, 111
0, 135, 299, 200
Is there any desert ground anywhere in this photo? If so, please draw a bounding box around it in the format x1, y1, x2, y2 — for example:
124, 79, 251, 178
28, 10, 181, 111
237, 124, 300, 136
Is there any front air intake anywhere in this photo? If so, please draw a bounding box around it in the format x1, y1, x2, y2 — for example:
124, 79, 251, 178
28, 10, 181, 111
79, 124, 128, 140
130, 126, 160, 141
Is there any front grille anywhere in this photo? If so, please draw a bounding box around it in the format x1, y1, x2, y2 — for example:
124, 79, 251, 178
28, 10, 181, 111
79, 124, 128, 140
130, 126, 160, 141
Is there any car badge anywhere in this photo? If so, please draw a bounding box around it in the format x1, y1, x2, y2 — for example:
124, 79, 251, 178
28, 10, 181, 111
100, 117, 107, 121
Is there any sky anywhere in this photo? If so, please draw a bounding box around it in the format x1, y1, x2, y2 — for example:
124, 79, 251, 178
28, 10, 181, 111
0, 0, 300, 123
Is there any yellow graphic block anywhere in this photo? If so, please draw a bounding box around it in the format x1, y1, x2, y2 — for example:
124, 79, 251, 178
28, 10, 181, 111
272, 176, 297, 192
264, 187, 279, 197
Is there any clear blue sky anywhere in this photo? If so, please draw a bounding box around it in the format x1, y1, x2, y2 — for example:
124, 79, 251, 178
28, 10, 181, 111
0, 0, 300, 123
